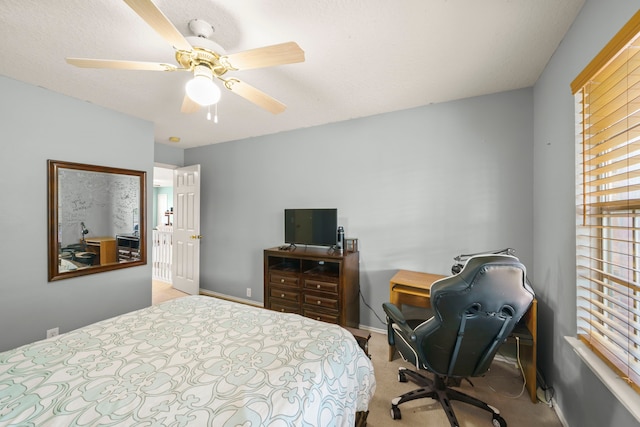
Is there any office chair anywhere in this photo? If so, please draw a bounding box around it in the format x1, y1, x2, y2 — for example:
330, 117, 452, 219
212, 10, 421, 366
383, 254, 534, 427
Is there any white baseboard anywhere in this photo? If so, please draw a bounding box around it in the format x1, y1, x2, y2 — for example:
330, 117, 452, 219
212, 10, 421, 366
552, 397, 568, 427
199, 289, 263, 307
357, 324, 386, 335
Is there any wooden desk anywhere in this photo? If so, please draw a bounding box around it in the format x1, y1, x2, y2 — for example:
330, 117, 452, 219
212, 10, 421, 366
389, 270, 447, 310
85, 237, 117, 265
388, 269, 538, 403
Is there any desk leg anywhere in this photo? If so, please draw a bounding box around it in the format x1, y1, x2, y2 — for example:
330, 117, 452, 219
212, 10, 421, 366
388, 293, 400, 362
388, 291, 432, 361
523, 300, 537, 403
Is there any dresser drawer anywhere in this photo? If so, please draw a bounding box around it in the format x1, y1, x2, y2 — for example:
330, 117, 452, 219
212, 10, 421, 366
304, 279, 338, 294
270, 273, 299, 288
270, 301, 301, 315
304, 308, 339, 324
270, 286, 301, 304
303, 293, 339, 310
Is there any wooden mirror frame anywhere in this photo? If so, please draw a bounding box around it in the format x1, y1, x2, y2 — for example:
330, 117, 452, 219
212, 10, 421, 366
48, 160, 147, 281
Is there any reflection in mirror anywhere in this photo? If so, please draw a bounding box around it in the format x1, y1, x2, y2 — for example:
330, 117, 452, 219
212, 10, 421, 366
48, 160, 146, 281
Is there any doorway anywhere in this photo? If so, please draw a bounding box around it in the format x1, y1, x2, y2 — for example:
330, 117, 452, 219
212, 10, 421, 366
151, 164, 201, 300
152, 165, 177, 299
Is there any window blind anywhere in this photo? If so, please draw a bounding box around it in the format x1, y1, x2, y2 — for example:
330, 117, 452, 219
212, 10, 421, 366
573, 9, 640, 395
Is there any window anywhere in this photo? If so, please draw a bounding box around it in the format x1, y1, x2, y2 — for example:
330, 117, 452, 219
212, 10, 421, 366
572, 9, 640, 395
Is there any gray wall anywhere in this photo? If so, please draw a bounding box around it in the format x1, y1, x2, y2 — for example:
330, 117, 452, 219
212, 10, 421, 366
185, 87, 534, 330
0, 75, 154, 353
533, 0, 639, 426
155, 143, 184, 167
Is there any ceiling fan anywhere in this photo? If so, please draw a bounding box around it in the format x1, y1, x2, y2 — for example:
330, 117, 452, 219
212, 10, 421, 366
66, 0, 305, 115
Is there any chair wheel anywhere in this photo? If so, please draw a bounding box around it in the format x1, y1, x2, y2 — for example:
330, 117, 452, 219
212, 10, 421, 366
398, 371, 407, 382
492, 414, 507, 427
390, 405, 402, 420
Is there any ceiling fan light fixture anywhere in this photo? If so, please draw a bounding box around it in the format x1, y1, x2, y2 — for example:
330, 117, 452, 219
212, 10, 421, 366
186, 65, 221, 106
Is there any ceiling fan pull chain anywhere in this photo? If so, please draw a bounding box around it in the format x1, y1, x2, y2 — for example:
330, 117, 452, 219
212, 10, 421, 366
206, 104, 219, 123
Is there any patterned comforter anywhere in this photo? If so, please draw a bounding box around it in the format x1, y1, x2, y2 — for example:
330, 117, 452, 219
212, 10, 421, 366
0, 296, 376, 426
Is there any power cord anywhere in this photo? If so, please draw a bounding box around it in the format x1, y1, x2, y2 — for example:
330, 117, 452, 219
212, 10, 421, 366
489, 336, 527, 399
536, 369, 555, 408
490, 337, 556, 407
359, 288, 386, 326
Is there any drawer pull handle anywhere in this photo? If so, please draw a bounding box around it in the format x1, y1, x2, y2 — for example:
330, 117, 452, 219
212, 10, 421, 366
316, 317, 321, 321
317, 284, 321, 289
281, 293, 285, 298
281, 279, 285, 283
317, 301, 321, 305
281, 309, 285, 312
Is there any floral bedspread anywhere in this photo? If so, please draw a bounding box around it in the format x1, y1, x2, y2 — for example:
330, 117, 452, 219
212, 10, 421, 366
0, 296, 375, 426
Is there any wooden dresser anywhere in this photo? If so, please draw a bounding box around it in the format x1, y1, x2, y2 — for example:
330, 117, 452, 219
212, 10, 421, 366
263, 246, 360, 328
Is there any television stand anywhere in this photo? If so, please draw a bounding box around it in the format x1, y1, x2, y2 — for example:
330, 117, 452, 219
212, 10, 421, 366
278, 243, 297, 251
264, 246, 360, 328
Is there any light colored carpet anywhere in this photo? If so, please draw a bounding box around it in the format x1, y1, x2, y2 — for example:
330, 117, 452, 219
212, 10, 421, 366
152, 280, 189, 305
151, 282, 562, 426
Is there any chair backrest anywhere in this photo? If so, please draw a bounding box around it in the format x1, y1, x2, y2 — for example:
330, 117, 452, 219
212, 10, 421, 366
415, 254, 534, 378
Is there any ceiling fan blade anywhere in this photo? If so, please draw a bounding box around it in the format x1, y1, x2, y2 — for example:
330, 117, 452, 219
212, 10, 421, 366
123, 0, 193, 52
66, 58, 178, 71
221, 42, 305, 71
223, 78, 286, 114
181, 95, 201, 113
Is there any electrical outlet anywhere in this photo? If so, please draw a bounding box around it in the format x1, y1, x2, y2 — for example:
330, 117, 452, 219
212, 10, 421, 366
246, 288, 251, 297
46, 327, 59, 339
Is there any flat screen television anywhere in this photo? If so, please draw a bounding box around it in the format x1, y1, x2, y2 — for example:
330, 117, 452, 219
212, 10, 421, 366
284, 208, 337, 247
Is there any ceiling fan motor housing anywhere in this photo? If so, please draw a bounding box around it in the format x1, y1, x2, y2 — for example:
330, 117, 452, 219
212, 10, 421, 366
188, 19, 214, 39
176, 44, 227, 78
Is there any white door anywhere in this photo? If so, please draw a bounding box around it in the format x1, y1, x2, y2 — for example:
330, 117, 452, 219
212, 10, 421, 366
172, 165, 201, 295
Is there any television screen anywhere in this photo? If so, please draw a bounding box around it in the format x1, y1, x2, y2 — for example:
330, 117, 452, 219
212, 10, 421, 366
284, 209, 337, 247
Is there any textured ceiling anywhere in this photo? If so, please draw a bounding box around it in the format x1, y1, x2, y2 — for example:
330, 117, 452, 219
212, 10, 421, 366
0, 0, 584, 149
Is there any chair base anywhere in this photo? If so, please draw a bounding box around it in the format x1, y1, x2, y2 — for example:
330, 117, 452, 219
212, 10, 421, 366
390, 367, 507, 427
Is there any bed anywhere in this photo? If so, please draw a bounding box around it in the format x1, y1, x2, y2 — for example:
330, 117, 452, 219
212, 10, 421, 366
0, 295, 375, 426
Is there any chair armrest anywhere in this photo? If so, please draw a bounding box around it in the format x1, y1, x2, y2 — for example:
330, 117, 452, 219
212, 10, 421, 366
382, 302, 417, 342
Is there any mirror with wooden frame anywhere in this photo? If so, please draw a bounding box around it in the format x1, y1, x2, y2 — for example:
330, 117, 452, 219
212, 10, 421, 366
48, 160, 146, 281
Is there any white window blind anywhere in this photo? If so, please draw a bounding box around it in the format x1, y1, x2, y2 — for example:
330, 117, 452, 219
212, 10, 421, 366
572, 9, 640, 395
